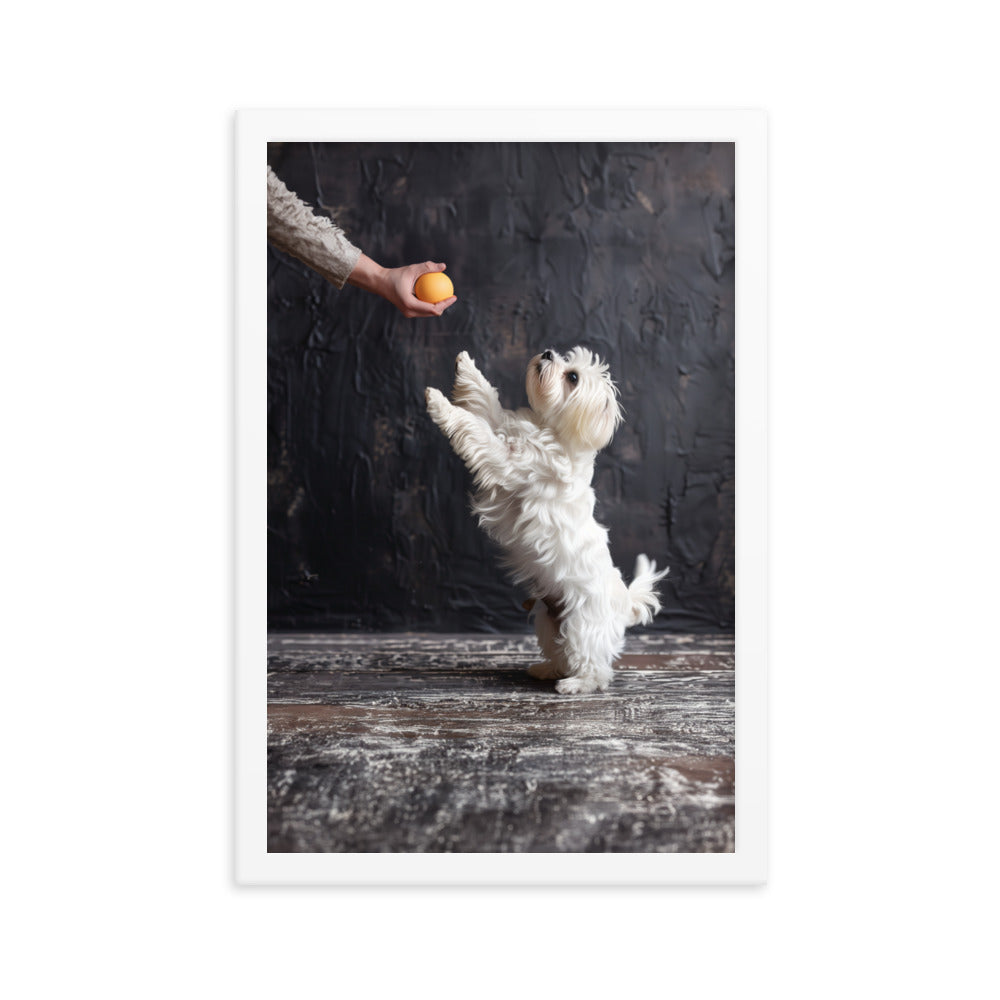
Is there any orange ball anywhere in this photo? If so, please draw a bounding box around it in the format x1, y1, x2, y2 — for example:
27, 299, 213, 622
413, 271, 455, 304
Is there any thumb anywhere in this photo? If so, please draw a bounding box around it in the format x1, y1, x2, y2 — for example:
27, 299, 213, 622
419, 261, 446, 273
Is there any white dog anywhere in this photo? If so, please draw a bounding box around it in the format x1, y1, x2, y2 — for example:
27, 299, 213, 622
425, 347, 668, 694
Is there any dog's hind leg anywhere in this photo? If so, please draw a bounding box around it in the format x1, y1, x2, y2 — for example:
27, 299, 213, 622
553, 610, 624, 694
527, 602, 568, 680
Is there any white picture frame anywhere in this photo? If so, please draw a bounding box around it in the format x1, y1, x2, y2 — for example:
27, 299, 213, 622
235, 108, 767, 885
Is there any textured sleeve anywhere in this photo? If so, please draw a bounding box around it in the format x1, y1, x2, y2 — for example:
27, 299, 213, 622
266, 166, 363, 289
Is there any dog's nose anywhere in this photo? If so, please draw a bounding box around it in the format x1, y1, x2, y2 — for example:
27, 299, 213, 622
541, 350, 553, 361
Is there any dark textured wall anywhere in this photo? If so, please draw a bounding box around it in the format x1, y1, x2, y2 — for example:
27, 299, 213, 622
267, 142, 734, 632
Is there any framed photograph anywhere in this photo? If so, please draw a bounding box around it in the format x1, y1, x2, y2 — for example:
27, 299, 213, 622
235, 109, 767, 884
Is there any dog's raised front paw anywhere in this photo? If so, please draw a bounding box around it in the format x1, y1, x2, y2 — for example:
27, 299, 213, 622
455, 350, 488, 383
425, 386, 449, 419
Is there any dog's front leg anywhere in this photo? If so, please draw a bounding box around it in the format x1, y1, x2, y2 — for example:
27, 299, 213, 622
451, 352, 504, 429
426, 387, 515, 488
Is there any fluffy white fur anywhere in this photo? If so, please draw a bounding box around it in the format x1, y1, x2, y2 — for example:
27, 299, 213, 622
426, 347, 668, 694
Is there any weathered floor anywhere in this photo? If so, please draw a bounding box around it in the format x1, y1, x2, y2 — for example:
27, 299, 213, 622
268, 632, 735, 853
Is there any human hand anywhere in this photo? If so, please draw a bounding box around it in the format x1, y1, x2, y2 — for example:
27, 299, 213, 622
347, 255, 457, 318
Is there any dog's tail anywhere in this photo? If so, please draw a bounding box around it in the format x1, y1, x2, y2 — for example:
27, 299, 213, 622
626, 554, 670, 626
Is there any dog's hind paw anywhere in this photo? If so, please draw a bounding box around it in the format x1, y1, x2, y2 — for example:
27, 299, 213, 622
555, 675, 608, 695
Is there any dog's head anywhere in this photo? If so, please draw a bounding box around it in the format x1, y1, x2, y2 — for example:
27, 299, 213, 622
526, 347, 624, 452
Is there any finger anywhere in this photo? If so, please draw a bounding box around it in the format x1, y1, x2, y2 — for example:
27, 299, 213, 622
433, 296, 458, 314
402, 298, 444, 318
405, 295, 456, 318
419, 261, 447, 274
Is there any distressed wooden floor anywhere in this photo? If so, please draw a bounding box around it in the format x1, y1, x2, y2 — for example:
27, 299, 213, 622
268, 632, 735, 853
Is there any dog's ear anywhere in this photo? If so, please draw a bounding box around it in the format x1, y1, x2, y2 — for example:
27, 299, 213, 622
547, 348, 620, 451
561, 384, 623, 451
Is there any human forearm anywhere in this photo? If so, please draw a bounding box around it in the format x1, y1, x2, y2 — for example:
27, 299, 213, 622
266, 167, 362, 288
266, 166, 457, 316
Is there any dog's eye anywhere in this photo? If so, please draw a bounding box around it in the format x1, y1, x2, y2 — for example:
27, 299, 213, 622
566, 371, 579, 387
